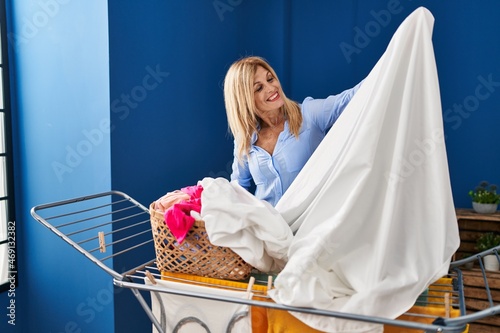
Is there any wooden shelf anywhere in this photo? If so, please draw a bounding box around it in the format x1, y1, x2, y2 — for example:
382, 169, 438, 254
455, 209, 500, 332
456, 209, 500, 222
461, 268, 500, 333
455, 209, 500, 257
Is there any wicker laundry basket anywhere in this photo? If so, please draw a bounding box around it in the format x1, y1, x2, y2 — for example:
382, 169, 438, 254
149, 203, 253, 281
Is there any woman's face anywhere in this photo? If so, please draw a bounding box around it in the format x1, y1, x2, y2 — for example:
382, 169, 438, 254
253, 66, 284, 115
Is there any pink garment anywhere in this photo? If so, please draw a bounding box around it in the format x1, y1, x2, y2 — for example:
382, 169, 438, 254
163, 185, 203, 243
181, 185, 203, 199
154, 190, 190, 213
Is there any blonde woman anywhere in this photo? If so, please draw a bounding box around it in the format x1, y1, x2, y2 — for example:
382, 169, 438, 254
224, 56, 362, 206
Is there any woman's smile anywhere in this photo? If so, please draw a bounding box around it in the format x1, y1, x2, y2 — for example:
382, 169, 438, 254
267, 92, 280, 102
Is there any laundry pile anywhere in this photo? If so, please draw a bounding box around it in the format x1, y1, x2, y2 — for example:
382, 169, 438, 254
153, 185, 203, 243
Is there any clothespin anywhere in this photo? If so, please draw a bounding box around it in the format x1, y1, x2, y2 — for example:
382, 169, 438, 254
246, 276, 255, 299
267, 275, 273, 295
145, 270, 157, 285
444, 292, 450, 318
98, 231, 106, 253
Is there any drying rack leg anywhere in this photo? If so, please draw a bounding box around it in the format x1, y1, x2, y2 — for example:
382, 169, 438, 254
129, 286, 164, 333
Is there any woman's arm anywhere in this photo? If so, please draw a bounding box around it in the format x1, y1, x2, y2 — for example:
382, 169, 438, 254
302, 80, 363, 132
229, 141, 252, 191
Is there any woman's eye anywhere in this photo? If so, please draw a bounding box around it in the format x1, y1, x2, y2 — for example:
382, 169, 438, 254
255, 85, 262, 92
267, 77, 274, 82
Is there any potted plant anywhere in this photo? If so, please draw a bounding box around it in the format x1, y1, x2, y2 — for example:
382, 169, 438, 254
476, 232, 500, 271
468, 181, 500, 214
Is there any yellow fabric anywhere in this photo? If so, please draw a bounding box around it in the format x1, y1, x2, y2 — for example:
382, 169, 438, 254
159, 273, 468, 333
427, 277, 454, 304
161, 271, 267, 293
385, 278, 468, 333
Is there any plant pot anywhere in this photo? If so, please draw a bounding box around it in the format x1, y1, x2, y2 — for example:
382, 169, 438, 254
472, 202, 498, 214
483, 254, 499, 271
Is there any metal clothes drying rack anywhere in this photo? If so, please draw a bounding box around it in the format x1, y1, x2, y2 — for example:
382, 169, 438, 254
30, 190, 500, 333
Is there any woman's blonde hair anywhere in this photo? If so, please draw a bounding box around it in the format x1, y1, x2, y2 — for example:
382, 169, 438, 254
223, 56, 302, 160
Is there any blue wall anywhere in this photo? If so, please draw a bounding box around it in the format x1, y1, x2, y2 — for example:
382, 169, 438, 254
1, 0, 499, 332
109, 0, 500, 213
108, 0, 290, 206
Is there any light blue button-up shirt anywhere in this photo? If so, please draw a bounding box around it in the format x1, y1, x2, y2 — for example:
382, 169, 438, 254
231, 82, 362, 206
